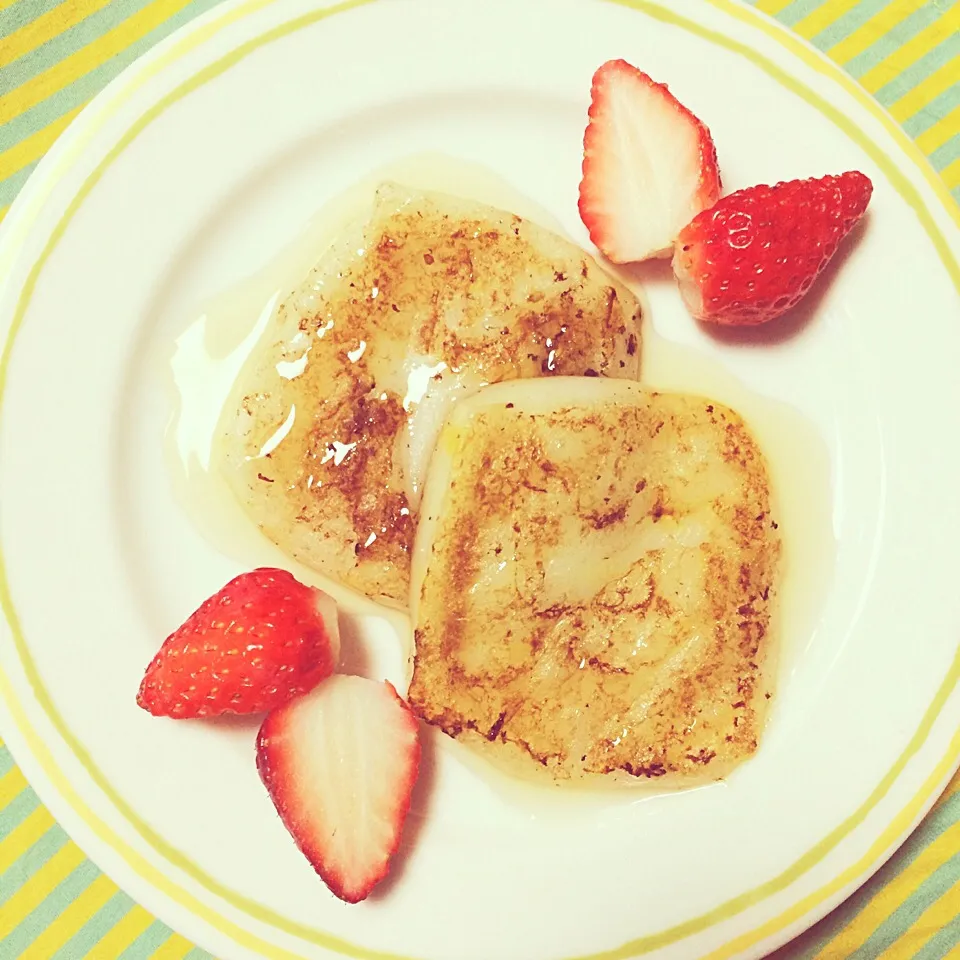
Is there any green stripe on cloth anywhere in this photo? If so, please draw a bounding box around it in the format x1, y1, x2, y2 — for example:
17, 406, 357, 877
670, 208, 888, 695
913, 912, 960, 960
0, 745, 14, 779
118, 920, 190, 959
0, 859, 100, 958
0, 827, 70, 906
844, 3, 948, 78
0, 0, 64, 44
875, 31, 960, 108
0, 788, 39, 841
0, 160, 36, 207
846, 852, 960, 959
767, 790, 960, 959
0, 0, 226, 156
48, 890, 137, 959
807, 0, 892, 50
903, 84, 960, 139
0, 0, 158, 92
930, 136, 960, 173
773, 0, 828, 29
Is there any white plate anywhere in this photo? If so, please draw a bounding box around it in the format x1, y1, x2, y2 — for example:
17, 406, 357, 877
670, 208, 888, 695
1, 0, 959, 958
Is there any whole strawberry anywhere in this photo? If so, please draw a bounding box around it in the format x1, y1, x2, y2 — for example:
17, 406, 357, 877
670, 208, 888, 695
672, 171, 873, 326
137, 568, 339, 718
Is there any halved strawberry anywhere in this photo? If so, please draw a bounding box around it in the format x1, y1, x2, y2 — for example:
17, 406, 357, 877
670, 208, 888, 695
257, 676, 421, 903
137, 567, 339, 718
578, 59, 721, 264
672, 171, 873, 326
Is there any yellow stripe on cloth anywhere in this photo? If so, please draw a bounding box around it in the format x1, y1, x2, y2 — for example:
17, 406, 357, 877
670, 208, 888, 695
0, 0, 199, 126
754, 0, 795, 16
874, 876, 960, 960
88, 904, 156, 956
0, 107, 83, 184
149, 932, 198, 959
19, 873, 117, 959
792, 0, 862, 40
0, 805, 56, 875
812, 818, 960, 958
937, 769, 960, 806
0, 843, 87, 939
890, 58, 960, 123
915, 105, 960, 156
860, 4, 960, 94
0, 0, 119, 71
828, 0, 929, 66
0, 764, 29, 805
942, 155, 960, 192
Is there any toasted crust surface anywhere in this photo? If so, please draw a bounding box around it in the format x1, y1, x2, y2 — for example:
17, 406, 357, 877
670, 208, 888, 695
221, 186, 642, 604
409, 379, 780, 782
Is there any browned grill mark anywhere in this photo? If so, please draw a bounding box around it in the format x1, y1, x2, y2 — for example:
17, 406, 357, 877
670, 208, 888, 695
587, 504, 627, 529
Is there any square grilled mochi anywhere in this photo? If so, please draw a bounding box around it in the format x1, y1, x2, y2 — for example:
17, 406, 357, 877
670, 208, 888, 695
220, 185, 641, 606
409, 378, 781, 784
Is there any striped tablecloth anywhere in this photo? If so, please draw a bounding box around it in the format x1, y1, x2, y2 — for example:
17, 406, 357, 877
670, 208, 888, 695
0, 1, 958, 957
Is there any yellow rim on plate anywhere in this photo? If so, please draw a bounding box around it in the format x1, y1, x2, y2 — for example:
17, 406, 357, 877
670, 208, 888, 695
0, 0, 957, 958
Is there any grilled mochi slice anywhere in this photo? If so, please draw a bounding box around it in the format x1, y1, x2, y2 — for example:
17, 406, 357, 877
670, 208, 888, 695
220, 184, 642, 607
409, 378, 781, 783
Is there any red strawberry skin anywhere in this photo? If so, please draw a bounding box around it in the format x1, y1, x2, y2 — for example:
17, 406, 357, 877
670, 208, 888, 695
673, 171, 873, 326
257, 677, 421, 903
137, 567, 339, 719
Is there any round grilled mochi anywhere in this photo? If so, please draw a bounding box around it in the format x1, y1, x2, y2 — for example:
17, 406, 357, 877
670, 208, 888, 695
220, 184, 642, 606
409, 378, 782, 783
